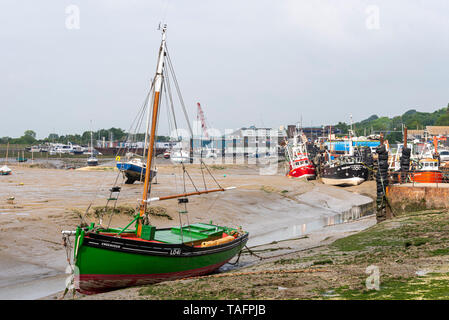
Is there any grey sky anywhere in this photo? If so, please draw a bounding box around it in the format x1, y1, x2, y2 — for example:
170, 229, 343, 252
1, 0, 448, 139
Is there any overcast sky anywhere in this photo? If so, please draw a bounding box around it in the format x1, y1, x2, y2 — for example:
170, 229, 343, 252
1, 0, 448, 139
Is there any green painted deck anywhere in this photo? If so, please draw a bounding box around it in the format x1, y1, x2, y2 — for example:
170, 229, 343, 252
154, 223, 225, 244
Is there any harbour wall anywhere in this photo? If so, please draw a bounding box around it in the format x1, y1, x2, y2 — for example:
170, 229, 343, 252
386, 184, 449, 213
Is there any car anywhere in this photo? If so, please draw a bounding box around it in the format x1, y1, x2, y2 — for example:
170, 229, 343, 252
439, 150, 449, 162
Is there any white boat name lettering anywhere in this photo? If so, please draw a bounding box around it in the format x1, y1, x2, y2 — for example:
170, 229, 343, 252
170, 248, 182, 255
341, 165, 362, 170
101, 243, 121, 249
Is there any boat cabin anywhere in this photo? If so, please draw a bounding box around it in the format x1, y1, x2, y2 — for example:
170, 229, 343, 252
418, 158, 439, 171
293, 158, 311, 168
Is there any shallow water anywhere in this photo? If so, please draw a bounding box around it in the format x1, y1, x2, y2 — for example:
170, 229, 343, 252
246, 201, 374, 247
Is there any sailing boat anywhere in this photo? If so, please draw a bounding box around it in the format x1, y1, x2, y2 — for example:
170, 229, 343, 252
1, 142, 12, 175
116, 102, 157, 183
87, 126, 98, 167
117, 156, 157, 184
63, 26, 248, 295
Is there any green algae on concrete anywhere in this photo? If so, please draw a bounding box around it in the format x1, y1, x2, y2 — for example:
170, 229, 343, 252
327, 272, 449, 300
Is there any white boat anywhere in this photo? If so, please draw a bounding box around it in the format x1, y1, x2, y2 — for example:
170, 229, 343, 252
86, 127, 98, 166
1, 142, 12, 175
51, 143, 74, 154
87, 156, 98, 166
0, 165, 11, 175
72, 145, 87, 155
170, 150, 191, 163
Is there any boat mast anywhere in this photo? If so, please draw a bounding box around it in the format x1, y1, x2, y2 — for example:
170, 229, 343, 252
137, 25, 167, 237
143, 87, 153, 158
5, 141, 9, 165
90, 120, 94, 157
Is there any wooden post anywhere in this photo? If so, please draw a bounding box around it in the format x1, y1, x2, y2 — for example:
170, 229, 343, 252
403, 127, 407, 150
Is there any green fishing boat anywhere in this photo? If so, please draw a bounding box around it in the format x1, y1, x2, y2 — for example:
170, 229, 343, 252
62, 25, 248, 295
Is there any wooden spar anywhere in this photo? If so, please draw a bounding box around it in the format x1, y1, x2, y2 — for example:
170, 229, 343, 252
137, 26, 167, 238
144, 187, 236, 203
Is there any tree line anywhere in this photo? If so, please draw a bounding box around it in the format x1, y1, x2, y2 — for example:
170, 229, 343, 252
333, 104, 449, 143
0, 127, 171, 146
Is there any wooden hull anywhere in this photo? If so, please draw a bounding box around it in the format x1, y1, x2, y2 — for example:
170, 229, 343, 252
73, 225, 248, 294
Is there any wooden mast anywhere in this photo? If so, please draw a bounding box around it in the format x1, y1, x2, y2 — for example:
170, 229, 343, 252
5, 142, 9, 165
403, 126, 407, 150
137, 25, 167, 237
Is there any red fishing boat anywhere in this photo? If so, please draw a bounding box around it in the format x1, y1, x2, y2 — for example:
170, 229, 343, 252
285, 133, 316, 179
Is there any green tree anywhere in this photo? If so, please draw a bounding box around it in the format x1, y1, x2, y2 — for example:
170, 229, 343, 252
24, 130, 36, 139
0, 137, 11, 144
386, 131, 403, 143
47, 133, 59, 141
436, 113, 449, 126
335, 122, 349, 134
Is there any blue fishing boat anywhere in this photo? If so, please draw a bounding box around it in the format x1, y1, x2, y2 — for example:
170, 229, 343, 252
116, 157, 157, 184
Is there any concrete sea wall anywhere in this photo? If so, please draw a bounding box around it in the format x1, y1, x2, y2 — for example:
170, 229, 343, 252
386, 184, 449, 213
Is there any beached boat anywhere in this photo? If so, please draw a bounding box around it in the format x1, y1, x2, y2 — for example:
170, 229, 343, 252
86, 127, 98, 166
87, 156, 98, 166
116, 157, 157, 184
63, 25, 248, 295
410, 158, 443, 183
285, 133, 315, 179
322, 154, 368, 186
0, 165, 11, 175
16, 150, 28, 162
1, 142, 12, 175
170, 149, 191, 163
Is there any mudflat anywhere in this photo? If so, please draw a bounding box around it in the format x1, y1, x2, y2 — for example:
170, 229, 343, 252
0, 162, 375, 299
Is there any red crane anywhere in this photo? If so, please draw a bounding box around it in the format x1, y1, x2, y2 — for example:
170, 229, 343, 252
197, 102, 209, 139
